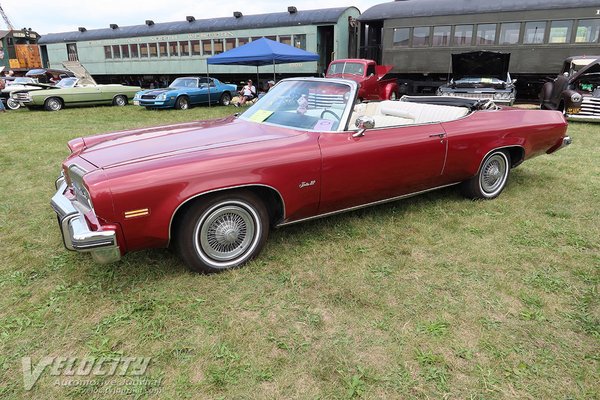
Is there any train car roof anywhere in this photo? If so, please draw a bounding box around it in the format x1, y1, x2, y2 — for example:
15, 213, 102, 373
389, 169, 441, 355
359, 0, 599, 21
38, 7, 358, 44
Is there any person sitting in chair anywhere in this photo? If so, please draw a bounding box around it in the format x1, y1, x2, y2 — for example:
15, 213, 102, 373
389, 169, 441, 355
236, 79, 256, 107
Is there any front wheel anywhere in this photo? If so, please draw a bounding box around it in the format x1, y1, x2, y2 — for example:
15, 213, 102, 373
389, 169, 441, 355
6, 98, 20, 110
44, 97, 62, 111
113, 95, 128, 106
175, 96, 189, 110
176, 191, 270, 273
460, 150, 511, 199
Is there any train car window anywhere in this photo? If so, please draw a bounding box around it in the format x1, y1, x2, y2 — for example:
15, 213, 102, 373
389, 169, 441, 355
149, 43, 158, 57
499, 23, 520, 45
179, 41, 189, 56
169, 42, 179, 57
121, 44, 129, 58
226, 38, 236, 51
476, 24, 496, 45
294, 34, 307, 50
191, 40, 200, 56
252, 37, 263, 42
104, 46, 112, 59
202, 40, 212, 56
392, 28, 410, 46
432, 26, 451, 46
265, 36, 277, 41
238, 38, 249, 46
112, 45, 121, 59
214, 40, 224, 55
140, 43, 149, 57
413, 27, 431, 47
158, 42, 167, 57
575, 19, 600, 43
130, 44, 139, 58
549, 20, 573, 43
453, 25, 473, 46
279, 35, 292, 46
523, 21, 546, 44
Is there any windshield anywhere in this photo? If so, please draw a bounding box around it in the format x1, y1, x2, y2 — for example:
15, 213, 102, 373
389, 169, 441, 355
170, 78, 198, 88
56, 78, 77, 88
327, 62, 365, 76
11, 77, 35, 85
240, 79, 354, 131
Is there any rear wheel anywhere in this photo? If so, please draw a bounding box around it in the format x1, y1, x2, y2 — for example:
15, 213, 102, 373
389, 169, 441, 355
175, 96, 189, 110
220, 92, 232, 106
460, 150, 511, 199
44, 97, 62, 111
176, 191, 270, 273
6, 98, 20, 110
113, 95, 127, 106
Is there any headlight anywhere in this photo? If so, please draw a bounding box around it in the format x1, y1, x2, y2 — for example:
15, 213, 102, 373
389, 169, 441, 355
133, 93, 141, 100
156, 93, 166, 101
571, 93, 582, 103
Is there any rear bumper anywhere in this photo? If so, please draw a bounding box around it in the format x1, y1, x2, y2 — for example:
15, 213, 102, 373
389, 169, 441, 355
50, 176, 121, 263
547, 135, 572, 154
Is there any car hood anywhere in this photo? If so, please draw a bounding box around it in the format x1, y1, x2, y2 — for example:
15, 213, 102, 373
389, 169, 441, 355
570, 58, 600, 83
75, 116, 302, 169
139, 88, 179, 96
452, 51, 510, 81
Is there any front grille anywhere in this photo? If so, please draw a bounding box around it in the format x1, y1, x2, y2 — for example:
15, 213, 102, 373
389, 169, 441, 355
453, 93, 494, 100
141, 95, 156, 100
578, 96, 600, 116
12, 92, 30, 101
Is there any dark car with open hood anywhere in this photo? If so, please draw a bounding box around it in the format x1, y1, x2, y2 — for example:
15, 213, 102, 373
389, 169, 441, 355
539, 56, 600, 122
437, 51, 516, 106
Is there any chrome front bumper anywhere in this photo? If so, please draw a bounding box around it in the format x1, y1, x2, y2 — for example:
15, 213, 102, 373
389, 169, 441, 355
50, 176, 121, 263
566, 114, 600, 122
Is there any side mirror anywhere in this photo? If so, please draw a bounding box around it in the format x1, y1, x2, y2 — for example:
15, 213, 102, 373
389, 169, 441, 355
353, 115, 375, 137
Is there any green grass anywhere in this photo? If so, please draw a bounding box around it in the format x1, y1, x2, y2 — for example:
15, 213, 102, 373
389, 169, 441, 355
0, 105, 598, 399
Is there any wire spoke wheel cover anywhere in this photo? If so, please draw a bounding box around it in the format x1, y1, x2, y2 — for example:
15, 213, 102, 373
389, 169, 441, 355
193, 202, 260, 268
479, 153, 508, 196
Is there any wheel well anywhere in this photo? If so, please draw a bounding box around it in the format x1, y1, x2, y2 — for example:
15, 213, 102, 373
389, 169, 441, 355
46, 96, 63, 104
504, 146, 525, 168
169, 185, 285, 244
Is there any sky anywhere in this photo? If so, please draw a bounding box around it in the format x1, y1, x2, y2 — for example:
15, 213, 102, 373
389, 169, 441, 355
1, 0, 386, 35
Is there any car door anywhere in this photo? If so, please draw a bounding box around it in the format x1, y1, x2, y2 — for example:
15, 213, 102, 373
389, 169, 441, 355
317, 123, 448, 214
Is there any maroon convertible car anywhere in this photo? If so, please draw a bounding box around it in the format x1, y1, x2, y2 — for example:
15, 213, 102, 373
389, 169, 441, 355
51, 77, 570, 273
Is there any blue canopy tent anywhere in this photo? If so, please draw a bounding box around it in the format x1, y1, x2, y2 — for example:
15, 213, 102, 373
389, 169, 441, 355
206, 37, 319, 84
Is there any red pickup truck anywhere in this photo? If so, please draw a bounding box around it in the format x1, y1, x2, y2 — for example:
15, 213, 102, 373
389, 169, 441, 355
325, 59, 399, 101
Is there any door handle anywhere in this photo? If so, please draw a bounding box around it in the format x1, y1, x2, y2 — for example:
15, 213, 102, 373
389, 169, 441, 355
429, 133, 446, 138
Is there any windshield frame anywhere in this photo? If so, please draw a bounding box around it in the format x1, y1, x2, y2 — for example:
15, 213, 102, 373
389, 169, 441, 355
170, 77, 199, 89
56, 78, 78, 88
239, 78, 357, 133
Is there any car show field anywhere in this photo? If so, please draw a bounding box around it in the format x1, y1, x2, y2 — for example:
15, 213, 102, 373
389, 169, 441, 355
0, 105, 597, 398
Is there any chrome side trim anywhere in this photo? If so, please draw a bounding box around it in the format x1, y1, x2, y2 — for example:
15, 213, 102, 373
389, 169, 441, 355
167, 184, 286, 245
276, 182, 461, 227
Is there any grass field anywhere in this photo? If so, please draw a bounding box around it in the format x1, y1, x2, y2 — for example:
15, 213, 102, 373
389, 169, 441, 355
0, 105, 598, 399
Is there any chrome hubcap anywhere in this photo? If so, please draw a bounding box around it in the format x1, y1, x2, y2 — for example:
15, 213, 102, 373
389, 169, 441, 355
198, 205, 255, 262
481, 154, 506, 194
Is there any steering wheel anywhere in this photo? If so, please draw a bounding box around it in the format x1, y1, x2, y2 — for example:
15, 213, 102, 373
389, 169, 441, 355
320, 109, 341, 122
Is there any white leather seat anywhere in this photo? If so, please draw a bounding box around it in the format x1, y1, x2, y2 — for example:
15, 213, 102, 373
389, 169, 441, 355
350, 100, 470, 128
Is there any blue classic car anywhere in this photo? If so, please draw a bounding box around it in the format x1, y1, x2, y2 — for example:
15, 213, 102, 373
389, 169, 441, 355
133, 77, 237, 109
